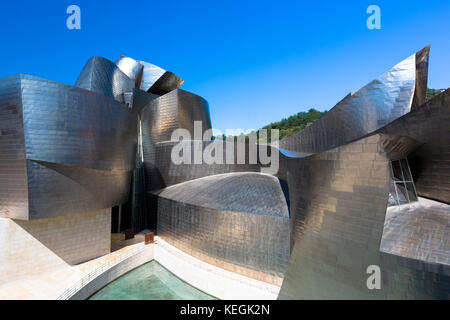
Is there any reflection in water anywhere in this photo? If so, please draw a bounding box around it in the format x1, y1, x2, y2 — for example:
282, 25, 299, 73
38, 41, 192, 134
89, 261, 216, 300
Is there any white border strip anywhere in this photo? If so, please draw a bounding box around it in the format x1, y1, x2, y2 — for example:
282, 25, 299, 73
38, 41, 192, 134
153, 236, 280, 300
57, 243, 149, 300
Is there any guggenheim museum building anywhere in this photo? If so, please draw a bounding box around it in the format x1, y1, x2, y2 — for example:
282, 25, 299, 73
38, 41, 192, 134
0, 45, 448, 299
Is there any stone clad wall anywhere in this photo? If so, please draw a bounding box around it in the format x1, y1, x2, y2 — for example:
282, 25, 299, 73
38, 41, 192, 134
0, 209, 111, 286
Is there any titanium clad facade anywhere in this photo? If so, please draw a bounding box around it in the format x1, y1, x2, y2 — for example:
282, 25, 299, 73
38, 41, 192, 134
143, 47, 449, 298
141, 88, 211, 145
75, 56, 135, 104
148, 71, 185, 95
0, 75, 28, 219
0, 74, 138, 220
138, 60, 167, 92
137, 60, 184, 94
377, 89, 450, 203
147, 140, 279, 191
115, 56, 144, 88
278, 134, 436, 299
26, 160, 132, 220
0, 47, 448, 298
411, 46, 430, 109
156, 172, 290, 285
141, 89, 212, 190
21, 75, 137, 172
132, 88, 159, 114
381, 198, 450, 268
278, 124, 449, 298
278, 47, 430, 154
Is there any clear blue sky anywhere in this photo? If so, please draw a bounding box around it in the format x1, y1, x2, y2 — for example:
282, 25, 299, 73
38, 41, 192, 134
0, 0, 448, 132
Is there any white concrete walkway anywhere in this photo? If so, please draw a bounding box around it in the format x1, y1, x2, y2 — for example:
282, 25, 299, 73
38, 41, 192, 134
0, 241, 149, 300
0, 236, 280, 300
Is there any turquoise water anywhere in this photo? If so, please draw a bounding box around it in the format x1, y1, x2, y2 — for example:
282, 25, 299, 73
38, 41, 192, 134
89, 261, 216, 300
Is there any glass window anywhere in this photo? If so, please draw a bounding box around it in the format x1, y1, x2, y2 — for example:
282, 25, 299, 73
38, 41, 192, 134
400, 159, 412, 181
395, 182, 409, 204
388, 180, 399, 206
391, 160, 403, 181
389, 158, 418, 206
405, 182, 418, 202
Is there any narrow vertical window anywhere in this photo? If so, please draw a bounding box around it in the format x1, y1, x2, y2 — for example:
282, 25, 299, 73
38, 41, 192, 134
388, 159, 418, 206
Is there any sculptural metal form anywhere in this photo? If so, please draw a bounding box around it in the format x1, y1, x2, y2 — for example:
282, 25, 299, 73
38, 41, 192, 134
0, 46, 448, 298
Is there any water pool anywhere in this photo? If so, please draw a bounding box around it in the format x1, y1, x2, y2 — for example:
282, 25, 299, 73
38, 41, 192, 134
89, 260, 216, 300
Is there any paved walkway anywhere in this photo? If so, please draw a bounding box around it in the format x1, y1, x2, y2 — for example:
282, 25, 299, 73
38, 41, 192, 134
0, 237, 148, 300
0, 234, 280, 300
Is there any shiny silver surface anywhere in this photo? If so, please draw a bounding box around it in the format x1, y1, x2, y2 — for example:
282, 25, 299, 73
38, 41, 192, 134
277, 57, 449, 298
143, 46, 449, 298
278, 133, 450, 299
381, 197, 449, 266
278, 134, 391, 299
141, 89, 212, 191
131, 88, 159, 114
278, 78, 449, 299
141, 89, 211, 145
146, 140, 286, 191
0, 47, 448, 298
75, 56, 135, 104
156, 172, 290, 285
0, 74, 138, 220
137, 60, 184, 94
278, 47, 430, 154
411, 46, 430, 109
148, 71, 185, 95
138, 60, 166, 92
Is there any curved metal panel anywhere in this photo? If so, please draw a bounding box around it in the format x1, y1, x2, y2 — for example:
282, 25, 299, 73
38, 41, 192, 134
141, 89, 211, 145
381, 197, 449, 267
146, 140, 273, 191
141, 89, 213, 190
148, 71, 184, 95
278, 47, 429, 154
21, 74, 138, 172
376, 89, 450, 203
157, 172, 288, 217
27, 160, 132, 220
1, 46, 447, 298
137, 59, 184, 94
411, 45, 430, 110
75, 56, 135, 104
156, 172, 290, 285
0, 74, 28, 220
115, 56, 144, 88
131, 88, 159, 114
138, 60, 166, 92
278, 134, 449, 299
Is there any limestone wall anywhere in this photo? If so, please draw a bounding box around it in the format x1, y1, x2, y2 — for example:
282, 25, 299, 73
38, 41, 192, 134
0, 209, 111, 285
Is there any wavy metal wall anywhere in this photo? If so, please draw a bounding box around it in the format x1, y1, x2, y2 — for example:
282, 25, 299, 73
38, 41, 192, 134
278, 47, 429, 154
156, 172, 290, 285
0, 74, 138, 220
75, 56, 135, 104
278, 133, 450, 299
377, 89, 450, 203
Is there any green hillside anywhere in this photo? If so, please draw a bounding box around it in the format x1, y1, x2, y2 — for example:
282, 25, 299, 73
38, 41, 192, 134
426, 88, 443, 101
217, 88, 444, 144
261, 108, 326, 142
215, 108, 327, 143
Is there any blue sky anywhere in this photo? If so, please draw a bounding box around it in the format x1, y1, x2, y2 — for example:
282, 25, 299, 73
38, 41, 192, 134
0, 0, 448, 132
